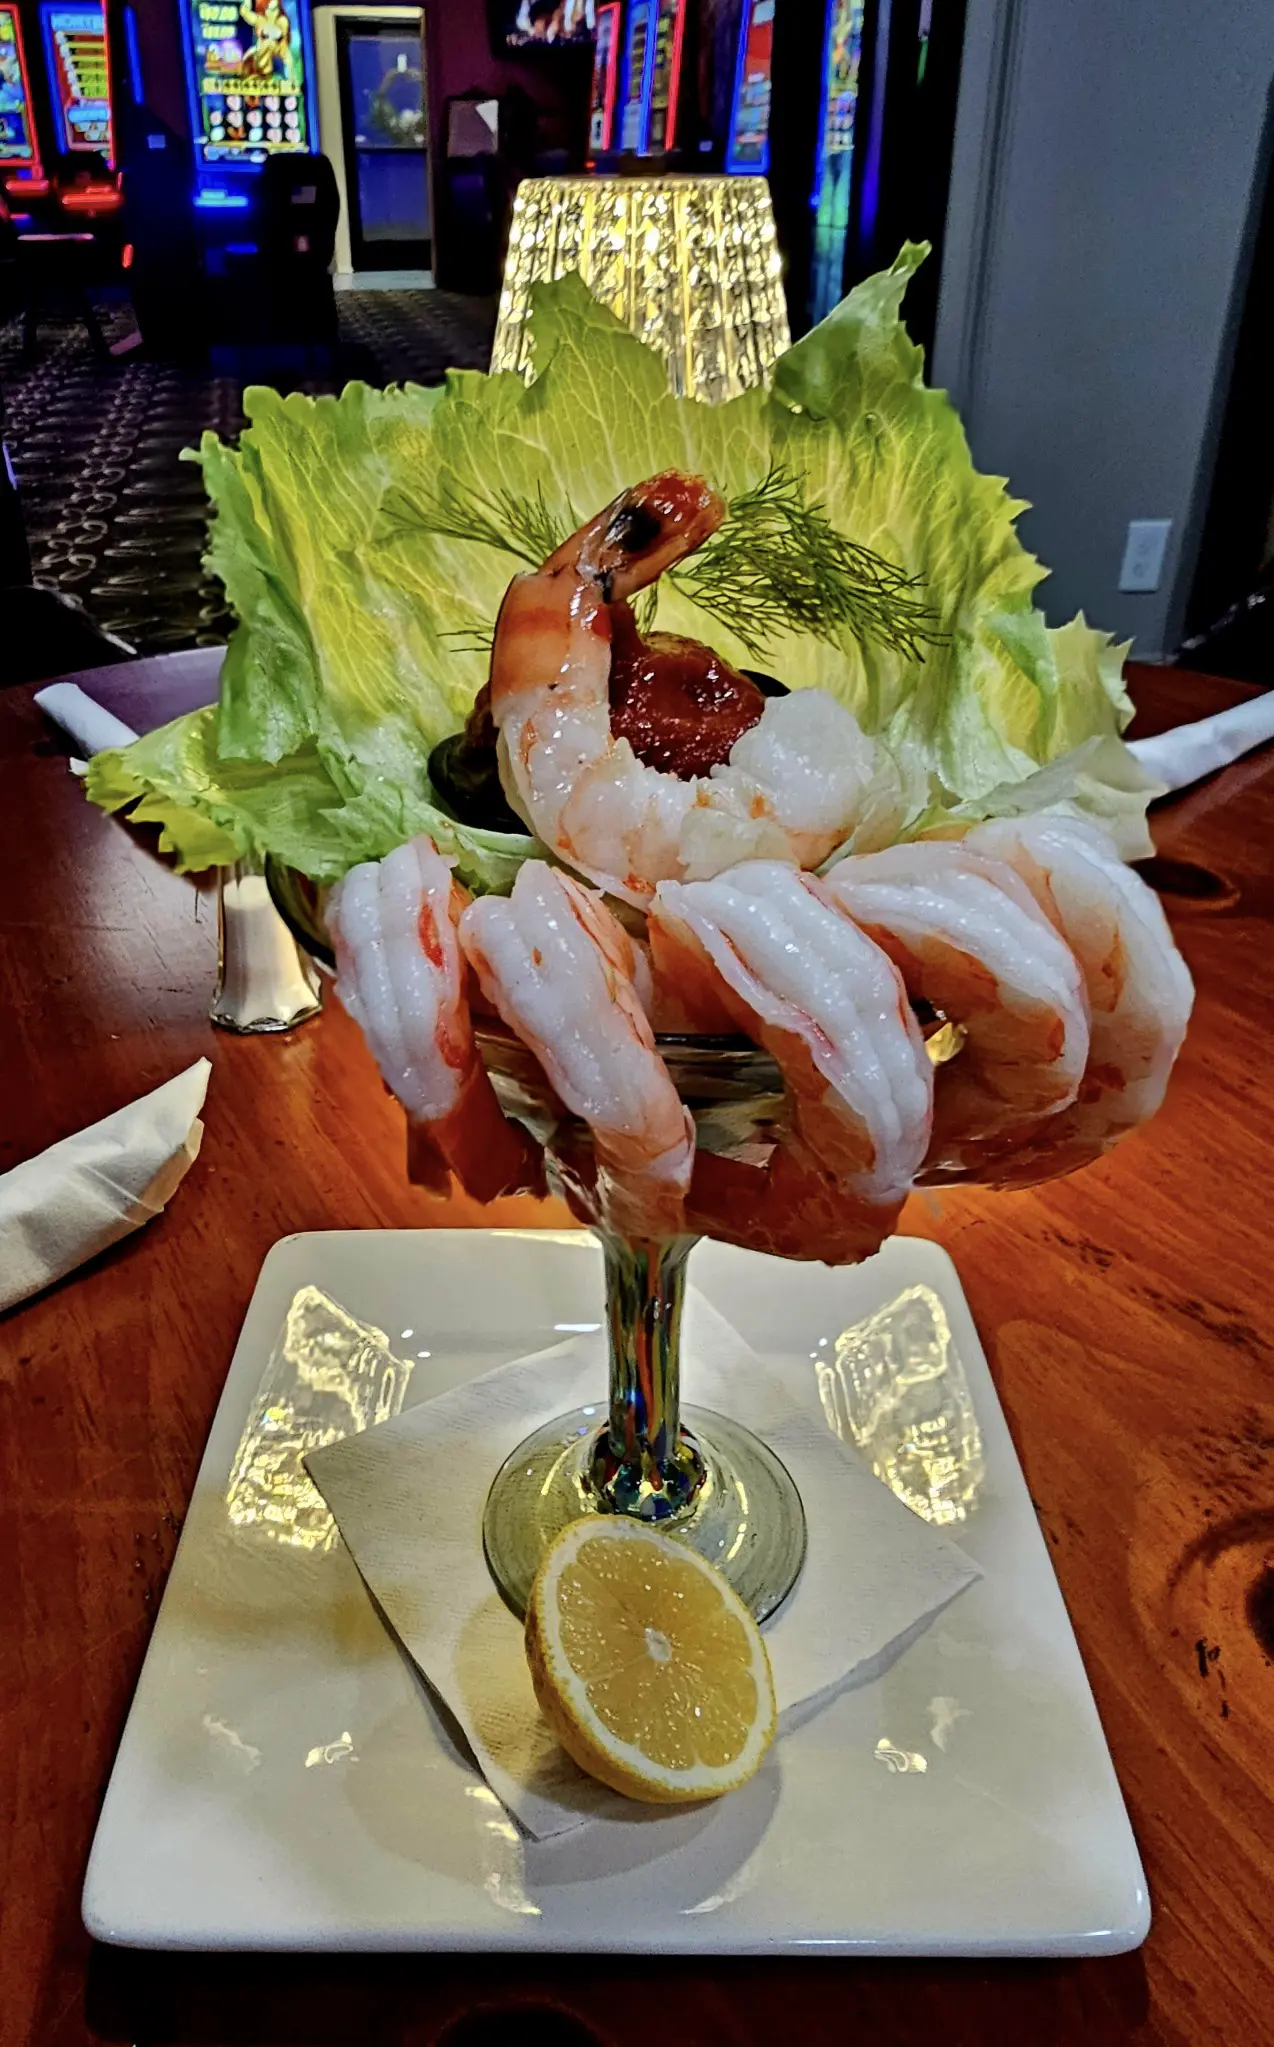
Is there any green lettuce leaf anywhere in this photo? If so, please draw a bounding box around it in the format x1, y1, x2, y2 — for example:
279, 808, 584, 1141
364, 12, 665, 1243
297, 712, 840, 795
87, 249, 1148, 882
84, 705, 540, 889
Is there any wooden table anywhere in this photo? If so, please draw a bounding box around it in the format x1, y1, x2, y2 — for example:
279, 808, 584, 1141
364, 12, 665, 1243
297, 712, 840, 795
1, 659, 1270, 2047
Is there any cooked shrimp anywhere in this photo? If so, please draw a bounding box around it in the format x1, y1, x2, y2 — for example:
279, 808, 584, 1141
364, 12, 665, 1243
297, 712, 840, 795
823, 840, 1091, 1163
490, 472, 884, 906
649, 861, 933, 1261
327, 836, 544, 1202
459, 863, 694, 1240
940, 816, 1195, 1185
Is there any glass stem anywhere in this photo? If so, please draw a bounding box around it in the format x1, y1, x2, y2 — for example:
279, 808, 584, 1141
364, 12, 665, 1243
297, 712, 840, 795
590, 1233, 706, 1521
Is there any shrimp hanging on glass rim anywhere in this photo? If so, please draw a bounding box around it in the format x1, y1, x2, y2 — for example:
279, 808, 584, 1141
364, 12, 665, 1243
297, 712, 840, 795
648, 860, 935, 1261
925, 815, 1195, 1185
822, 839, 1092, 1165
459, 863, 694, 1242
322, 471, 1196, 1255
326, 836, 545, 1203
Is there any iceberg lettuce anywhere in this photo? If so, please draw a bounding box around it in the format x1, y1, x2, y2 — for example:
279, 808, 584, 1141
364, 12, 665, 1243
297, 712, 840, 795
86, 245, 1154, 882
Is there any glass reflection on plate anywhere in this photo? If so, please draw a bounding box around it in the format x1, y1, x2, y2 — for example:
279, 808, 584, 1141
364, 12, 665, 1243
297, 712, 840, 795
225, 1286, 415, 1551
815, 1284, 985, 1526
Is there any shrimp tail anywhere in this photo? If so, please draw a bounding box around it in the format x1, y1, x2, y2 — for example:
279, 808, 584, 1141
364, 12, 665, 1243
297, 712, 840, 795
688, 1145, 905, 1265
548, 471, 725, 598
407, 1060, 546, 1201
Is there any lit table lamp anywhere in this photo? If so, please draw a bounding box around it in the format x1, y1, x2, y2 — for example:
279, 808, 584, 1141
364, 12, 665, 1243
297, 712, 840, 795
492, 175, 791, 402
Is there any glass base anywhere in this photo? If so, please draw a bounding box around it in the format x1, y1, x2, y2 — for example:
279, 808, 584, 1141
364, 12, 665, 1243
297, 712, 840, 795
483, 1403, 807, 1624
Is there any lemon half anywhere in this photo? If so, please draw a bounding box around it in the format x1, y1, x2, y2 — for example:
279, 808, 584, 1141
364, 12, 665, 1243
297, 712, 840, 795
524, 1517, 777, 1804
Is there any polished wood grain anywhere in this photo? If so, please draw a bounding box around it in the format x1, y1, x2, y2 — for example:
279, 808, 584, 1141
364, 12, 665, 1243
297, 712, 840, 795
1, 661, 1271, 2047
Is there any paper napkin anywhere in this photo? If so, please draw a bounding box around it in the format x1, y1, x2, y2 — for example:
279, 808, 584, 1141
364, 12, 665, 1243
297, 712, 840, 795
34, 682, 139, 765
307, 1289, 980, 1839
1129, 690, 1274, 793
0, 1060, 211, 1313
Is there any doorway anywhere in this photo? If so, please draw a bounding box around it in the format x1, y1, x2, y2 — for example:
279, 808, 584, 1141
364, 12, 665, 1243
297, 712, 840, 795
315, 5, 430, 279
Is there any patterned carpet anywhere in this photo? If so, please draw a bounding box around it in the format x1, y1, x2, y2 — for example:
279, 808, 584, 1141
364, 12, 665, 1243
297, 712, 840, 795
0, 288, 497, 655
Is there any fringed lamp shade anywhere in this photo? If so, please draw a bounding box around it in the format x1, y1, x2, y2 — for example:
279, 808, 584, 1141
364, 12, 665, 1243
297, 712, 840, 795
492, 175, 791, 402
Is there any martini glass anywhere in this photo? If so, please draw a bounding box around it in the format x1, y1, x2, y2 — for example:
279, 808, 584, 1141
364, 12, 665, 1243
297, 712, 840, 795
264, 862, 808, 1625
476, 1023, 807, 1623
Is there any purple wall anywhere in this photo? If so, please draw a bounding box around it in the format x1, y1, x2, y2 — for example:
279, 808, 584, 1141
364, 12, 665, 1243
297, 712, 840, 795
128, 0, 189, 133
420, 0, 589, 169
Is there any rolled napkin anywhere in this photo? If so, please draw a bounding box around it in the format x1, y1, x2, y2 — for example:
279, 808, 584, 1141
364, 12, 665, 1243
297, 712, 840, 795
34, 682, 139, 762
307, 1288, 981, 1840
1129, 690, 1274, 794
0, 1060, 210, 1313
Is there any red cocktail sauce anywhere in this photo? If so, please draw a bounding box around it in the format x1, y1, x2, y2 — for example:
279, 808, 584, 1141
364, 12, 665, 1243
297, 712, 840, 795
606, 600, 768, 779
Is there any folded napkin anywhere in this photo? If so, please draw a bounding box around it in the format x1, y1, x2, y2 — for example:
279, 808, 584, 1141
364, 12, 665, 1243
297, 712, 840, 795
0, 1060, 210, 1313
34, 682, 139, 765
307, 1288, 980, 1839
1129, 690, 1274, 793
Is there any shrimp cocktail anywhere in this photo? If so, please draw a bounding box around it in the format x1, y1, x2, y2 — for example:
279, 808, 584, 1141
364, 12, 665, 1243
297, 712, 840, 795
85, 259, 1193, 1623
324, 471, 1194, 1619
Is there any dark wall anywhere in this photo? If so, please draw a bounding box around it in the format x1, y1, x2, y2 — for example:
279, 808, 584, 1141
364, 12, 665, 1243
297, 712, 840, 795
417, 0, 591, 288
128, 0, 189, 132
418, 0, 589, 170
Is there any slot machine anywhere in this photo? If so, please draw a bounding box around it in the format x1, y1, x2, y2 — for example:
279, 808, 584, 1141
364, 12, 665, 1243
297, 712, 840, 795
726, 0, 774, 176
0, 2, 45, 197
808, 0, 865, 324
586, 0, 619, 162
643, 0, 685, 154
807, 0, 967, 344
616, 0, 685, 157
39, 1, 115, 163
179, 0, 318, 210
617, 0, 653, 154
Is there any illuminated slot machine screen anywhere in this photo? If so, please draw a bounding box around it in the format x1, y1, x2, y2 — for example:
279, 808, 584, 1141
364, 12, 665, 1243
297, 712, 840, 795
810, 0, 864, 323
726, 0, 774, 174
618, 0, 653, 153
644, 0, 684, 153
40, 2, 114, 160
586, 0, 619, 158
0, 3, 42, 180
181, 0, 316, 183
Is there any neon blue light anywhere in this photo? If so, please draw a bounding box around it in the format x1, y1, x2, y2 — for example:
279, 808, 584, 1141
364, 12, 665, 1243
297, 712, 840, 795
194, 189, 250, 209
808, 0, 867, 324
858, 0, 892, 247
617, 0, 652, 153
224, 241, 259, 254
636, 0, 661, 153
811, 0, 836, 211
123, 4, 144, 103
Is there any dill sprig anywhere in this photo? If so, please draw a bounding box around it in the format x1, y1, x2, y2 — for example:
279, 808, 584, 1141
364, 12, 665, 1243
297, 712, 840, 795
381, 480, 571, 569
440, 626, 495, 656
385, 465, 943, 661
668, 466, 945, 661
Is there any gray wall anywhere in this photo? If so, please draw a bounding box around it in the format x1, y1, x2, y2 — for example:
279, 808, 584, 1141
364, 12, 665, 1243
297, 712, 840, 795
934, 0, 1274, 660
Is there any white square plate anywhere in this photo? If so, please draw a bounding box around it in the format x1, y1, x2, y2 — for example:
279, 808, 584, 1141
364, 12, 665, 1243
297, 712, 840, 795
83, 1231, 1149, 1956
